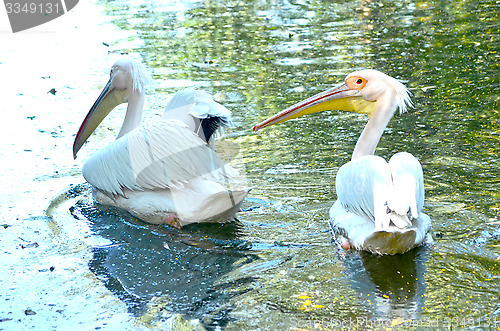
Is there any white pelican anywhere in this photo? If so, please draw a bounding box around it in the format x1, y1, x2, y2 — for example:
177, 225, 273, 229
253, 69, 432, 254
73, 58, 249, 228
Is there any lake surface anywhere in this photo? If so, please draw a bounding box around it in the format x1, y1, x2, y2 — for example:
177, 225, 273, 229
1, 0, 499, 330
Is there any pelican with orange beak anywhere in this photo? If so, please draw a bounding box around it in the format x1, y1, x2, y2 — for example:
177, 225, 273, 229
73, 57, 248, 227
253, 69, 431, 254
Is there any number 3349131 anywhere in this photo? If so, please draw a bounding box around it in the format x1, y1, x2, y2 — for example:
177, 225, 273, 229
5, 2, 61, 14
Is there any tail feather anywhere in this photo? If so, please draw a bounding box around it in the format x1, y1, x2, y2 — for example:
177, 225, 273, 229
389, 212, 412, 229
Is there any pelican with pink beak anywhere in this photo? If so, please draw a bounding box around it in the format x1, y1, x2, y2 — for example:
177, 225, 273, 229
73, 58, 248, 227
254, 70, 432, 254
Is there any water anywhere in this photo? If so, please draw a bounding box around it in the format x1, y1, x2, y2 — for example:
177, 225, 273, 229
1, 0, 500, 330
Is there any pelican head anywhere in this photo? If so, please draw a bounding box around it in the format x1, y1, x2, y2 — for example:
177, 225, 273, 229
253, 69, 412, 132
73, 58, 153, 159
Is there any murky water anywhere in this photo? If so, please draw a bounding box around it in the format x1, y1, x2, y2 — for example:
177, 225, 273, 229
2, 0, 500, 330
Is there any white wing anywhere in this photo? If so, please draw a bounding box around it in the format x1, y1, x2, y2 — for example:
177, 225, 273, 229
82, 119, 238, 196
161, 89, 232, 142
388, 152, 424, 218
335, 155, 393, 229
335, 152, 424, 230
163, 89, 231, 121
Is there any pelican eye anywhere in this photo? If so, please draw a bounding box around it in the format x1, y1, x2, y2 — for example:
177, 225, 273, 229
346, 76, 367, 90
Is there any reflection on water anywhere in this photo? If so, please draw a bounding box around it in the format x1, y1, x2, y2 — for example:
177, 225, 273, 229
56, 0, 500, 328
70, 196, 258, 329
343, 248, 428, 320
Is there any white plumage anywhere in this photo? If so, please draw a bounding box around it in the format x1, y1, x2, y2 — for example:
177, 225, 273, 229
73, 58, 248, 227
330, 152, 431, 254
254, 69, 432, 254
82, 120, 236, 195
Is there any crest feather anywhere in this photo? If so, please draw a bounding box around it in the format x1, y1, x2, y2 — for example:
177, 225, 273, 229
114, 57, 154, 93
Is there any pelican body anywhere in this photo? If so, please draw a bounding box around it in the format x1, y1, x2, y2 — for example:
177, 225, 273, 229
254, 69, 431, 255
73, 58, 248, 227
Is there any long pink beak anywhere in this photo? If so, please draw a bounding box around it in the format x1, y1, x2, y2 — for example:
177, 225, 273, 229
253, 82, 357, 132
73, 79, 127, 159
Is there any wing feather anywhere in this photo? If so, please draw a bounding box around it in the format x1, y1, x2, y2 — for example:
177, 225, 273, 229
162, 89, 232, 142
335, 155, 393, 229
82, 119, 237, 195
335, 153, 424, 230
388, 152, 424, 218
164, 89, 232, 121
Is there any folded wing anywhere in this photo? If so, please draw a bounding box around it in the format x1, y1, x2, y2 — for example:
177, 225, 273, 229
162, 89, 232, 143
82, 119, 238, 196
335, 152, 424, 230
